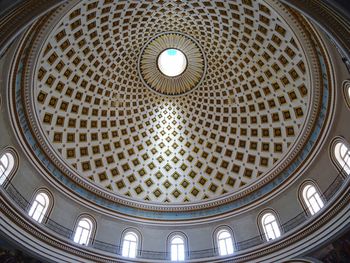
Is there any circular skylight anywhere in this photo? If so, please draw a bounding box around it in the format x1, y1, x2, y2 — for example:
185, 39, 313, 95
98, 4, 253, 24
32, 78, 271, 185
157, 49, 187, 77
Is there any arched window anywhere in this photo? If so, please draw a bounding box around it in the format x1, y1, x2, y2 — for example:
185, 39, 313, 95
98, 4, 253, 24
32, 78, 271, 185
122, 232, 138, 258
342, 80, 350, 108
171, 235, 185, 261
217, 230, 234, 256
334, 142, 350, 174
73, 218, 93, 245
302, 184, 324, 215
0, 152, 15, 185
28, 192, 50, 223
261, 212, 281, 241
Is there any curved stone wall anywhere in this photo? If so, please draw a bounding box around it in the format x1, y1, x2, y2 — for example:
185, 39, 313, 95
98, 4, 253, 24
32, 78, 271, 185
0, 0, 349, 262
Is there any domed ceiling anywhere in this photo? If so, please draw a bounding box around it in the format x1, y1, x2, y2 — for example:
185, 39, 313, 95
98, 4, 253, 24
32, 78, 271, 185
11, 0, 328, 212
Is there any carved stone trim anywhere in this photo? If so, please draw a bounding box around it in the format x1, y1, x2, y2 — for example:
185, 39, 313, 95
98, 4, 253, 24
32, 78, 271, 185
0, 175, 349, 262
10, 0, 328, 215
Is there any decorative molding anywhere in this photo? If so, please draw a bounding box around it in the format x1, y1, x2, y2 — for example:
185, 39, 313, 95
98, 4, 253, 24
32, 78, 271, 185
139, 32, 206, 96
0, 175, 349, 262
0, 0, 65, 57
281, 0, 350, 61
5, 0, 333, 219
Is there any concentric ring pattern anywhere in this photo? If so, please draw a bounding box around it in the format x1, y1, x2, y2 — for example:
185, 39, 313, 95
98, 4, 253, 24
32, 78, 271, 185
31, 0, 317, 204
139, 32, 205, 96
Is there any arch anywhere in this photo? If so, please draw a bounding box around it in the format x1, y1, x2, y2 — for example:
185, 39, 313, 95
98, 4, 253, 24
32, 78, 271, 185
214, 226, 234, 256
299, 181, 324, 216
28, 190, 51, 223
0, 148, 18, 185
121, 229, 141, 258
258, 209, 282, 241
73, 215, 96, 246
168, 232, 187, 261
342, 80, 350, 109
330, 137, 350, 176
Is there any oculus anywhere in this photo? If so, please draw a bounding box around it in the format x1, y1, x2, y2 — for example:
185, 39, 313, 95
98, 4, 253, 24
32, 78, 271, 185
139, 32, 206, 96
157, 49, 187, 77
11, 0, 329, 212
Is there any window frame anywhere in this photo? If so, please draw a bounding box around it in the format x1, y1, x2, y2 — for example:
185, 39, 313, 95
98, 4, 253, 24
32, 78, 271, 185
27, 189, 53, 224
214, 227, 235, 256
299, 181, 324, 216
73, 215, 96, 246
167, 232, 188, 262
342, 80, 350, 109
0, 148, 18, 186
258, 209, 282, 242
334, 142, 350, 174
121, 229, 141, 258
330, 137, 350, 178
28, 192, 50, 223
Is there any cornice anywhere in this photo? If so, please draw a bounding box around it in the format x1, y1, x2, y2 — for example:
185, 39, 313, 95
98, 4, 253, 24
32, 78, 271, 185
6, 0, 333, 220
281, 0, 350, 60
0, 0, 65, 58
0, 175, 349, 262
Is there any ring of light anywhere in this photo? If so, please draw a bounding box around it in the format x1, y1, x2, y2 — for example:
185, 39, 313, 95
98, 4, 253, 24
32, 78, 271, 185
138, 32, 206, 96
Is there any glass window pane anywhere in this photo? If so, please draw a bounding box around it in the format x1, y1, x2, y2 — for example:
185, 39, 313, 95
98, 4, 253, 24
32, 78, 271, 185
122, 232, 138, 258
306, 186, 316, 199
265, 224, 275, 240
32, 205, 43, 221
171, 245, 178, 261
218, 230, 234, 256
303, 184, 324, 215
0, 165, 5, 174
264, 214, 274, 224
73, 227, 83, 243
172, 237, 184, 244
28, 193, 49, 223
0, 153, 14, 185
36, 194, 46, 206
310, 198, 319, 214
122, 241, 130, 257
125, 233, 137, 241
272, 221, 281, 238
79, 219, 91, 229
340, 144, 347, 158
0, 167, 5, 184
129, 242, 137, 258
262, 213, 280, 241
315, 193, 324, 208
73, 218, 92, 245
335, 143, 350, 174
80, 229, 89, 245
218, 231, 230, 239
171, 236, 185, 261
225, 238, 234, 255
178, 244, 185, 261
28, 202, 38, 217
219, 239, 227, 255
0, 154, 9, 168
